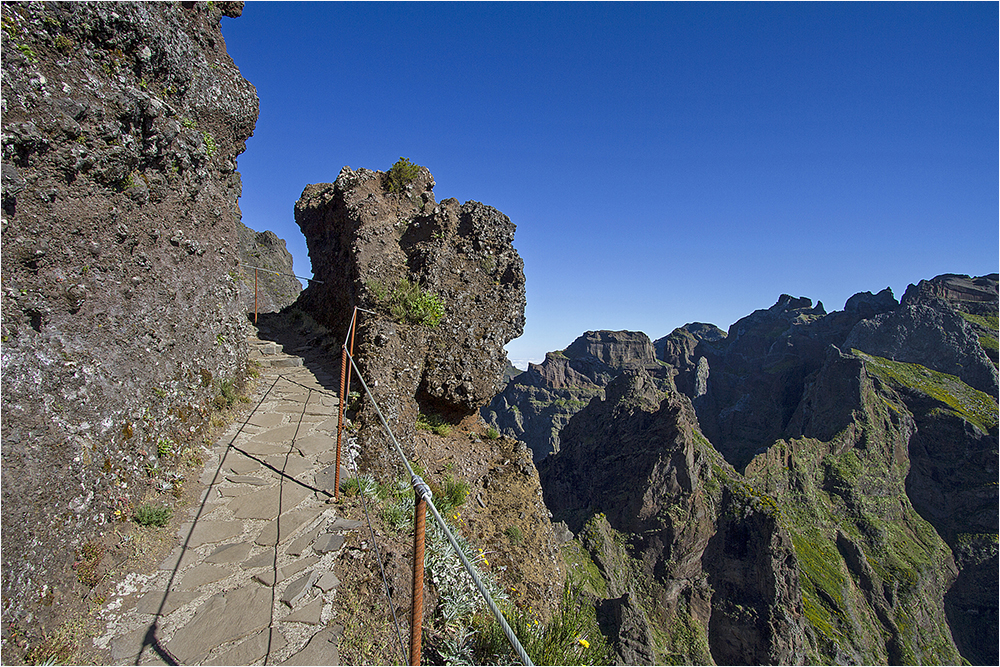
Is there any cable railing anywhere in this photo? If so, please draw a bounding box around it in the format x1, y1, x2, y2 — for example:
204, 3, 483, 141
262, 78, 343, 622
238, 262, 324, 324
333, 306, 533, 666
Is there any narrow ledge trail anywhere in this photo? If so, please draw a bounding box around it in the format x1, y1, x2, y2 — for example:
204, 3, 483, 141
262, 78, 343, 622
94, 323, 359, 666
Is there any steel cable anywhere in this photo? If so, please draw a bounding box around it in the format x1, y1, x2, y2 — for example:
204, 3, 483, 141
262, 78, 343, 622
345, 347, 535, 666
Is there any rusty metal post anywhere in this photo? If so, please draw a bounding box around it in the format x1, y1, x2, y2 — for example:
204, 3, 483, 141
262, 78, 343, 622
345, 311, 357, 397
411, 490, 427, 666
253, 268, 258, 324
334, 310, 359, 501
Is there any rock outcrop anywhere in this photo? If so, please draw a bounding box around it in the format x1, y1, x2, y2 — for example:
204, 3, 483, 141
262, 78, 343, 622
654, 322, 727, 398
482, 330, 670, 460
293, 163, 525, 467
236, 221, 301, 314
1, 0, 257, 639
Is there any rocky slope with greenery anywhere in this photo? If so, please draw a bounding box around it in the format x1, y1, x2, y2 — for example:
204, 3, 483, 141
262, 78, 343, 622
535, 273, 997, 665
293, 160, 526, 470
1, 0, 265, 651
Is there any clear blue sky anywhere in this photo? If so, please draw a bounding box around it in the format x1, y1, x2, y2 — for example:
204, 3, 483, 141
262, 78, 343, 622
223, 2, 998, 368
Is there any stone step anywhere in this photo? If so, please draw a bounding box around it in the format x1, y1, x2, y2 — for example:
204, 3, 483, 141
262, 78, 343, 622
257, 354, 304, 368
248, 339, 284, 356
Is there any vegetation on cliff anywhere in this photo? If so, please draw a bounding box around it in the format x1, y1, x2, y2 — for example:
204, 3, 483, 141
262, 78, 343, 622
535, 275, 997, 665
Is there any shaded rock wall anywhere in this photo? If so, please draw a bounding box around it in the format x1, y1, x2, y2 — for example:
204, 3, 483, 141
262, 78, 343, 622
294, 164, 525, 467
654, 322, 726, 398
1, 0, 257, 634
236, 221, 301, 314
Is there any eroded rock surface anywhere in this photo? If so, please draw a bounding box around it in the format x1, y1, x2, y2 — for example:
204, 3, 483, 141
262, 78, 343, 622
294, 164, 525, 466
483, 330, 669, 460
237, 221, 301, 314
539, 368, 809, 665
1, 0, 257, 639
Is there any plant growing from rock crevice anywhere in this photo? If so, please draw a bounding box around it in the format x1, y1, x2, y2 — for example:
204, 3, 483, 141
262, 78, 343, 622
385, 156, 420, 193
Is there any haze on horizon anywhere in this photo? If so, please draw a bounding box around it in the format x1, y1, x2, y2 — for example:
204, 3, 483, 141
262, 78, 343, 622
222, 2, 998, 367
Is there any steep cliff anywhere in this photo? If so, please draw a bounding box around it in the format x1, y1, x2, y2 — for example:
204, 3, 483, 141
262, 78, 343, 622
1, 0, 257, 639
654, 322, 727, 399
483, 330, 670, 460
539, 369, 810, 664
236, 221, 301, 314
536, 273, 997, 665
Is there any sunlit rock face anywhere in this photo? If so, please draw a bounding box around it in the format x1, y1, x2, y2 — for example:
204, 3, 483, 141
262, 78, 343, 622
294, 165, 525, 465
1, 0, 258, 634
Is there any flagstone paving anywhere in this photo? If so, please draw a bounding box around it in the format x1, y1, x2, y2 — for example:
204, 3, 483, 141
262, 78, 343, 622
95, 335, 362, 665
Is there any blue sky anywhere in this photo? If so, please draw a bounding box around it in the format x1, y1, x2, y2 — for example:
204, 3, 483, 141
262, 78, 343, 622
223, 2, 998, 368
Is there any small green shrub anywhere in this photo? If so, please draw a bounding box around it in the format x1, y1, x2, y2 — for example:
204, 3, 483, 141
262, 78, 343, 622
390, 279, 444, 326
505, 524, 523, 544
54, 34, 74, 53
134, 503, 172, 527
386, 156, 421, 193
436, 475, 470, 514
202, 131, 216, 156
156, 437, 175, 459
417, 412, 452, 436
76, 541, 104, 587
485, 427, 500, 440
214, 378, 237, 409
17, 43, 37, 62
365, 279, 389, 302
469, 583, 613, 665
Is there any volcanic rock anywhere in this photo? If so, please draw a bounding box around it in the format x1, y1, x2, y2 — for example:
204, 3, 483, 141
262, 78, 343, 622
237, 221, 302, 314
294, 163, 525, 466
483, 330, 670, 460
1, 0, 259, 635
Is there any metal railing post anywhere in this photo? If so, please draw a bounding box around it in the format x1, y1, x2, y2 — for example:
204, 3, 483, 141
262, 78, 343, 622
411, 486, 428, 666
334, 309, 359, 501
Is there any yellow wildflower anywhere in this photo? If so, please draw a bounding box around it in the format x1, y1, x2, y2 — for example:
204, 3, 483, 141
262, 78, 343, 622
577, 637, 590, 649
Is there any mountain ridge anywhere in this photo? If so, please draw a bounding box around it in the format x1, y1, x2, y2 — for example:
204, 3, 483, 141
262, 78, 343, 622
530, 272, 997, 664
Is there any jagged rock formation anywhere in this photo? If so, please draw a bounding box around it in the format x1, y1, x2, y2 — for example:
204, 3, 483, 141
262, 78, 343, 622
236, 220, 301, 314
1, 0, 257, 640
501, 358, 522, 383
482, 330, 670, 460
694, 276, 997, 472
540, 369, 810, 664
537, 273, 997, 665
654, 322, 727, 398
293, 163, 525, 466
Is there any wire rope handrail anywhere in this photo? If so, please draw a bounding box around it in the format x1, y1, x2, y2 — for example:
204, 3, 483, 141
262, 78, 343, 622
239, 262, 324, 284
338, 313, 534, 666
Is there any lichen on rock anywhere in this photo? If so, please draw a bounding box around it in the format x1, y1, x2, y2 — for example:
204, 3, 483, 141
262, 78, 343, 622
1, 0, 258, 640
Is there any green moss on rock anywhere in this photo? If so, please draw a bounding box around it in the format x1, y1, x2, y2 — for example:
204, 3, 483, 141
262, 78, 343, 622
853, 350, 998, 433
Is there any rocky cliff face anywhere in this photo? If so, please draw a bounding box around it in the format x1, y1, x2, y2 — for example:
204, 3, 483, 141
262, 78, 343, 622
236, 221, 301, 314
293, 163, 525, 468
654, 322, 727, 398
539, 369, 810, 664
536, 273, 997, 665
1, 0, 257, 637
482, 330, 670, 460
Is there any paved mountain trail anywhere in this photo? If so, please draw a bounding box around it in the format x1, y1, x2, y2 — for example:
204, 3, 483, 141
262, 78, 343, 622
93, 325, 364, 665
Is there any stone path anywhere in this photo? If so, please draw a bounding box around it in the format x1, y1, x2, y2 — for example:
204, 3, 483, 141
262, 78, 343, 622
95, 331, 364, 665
